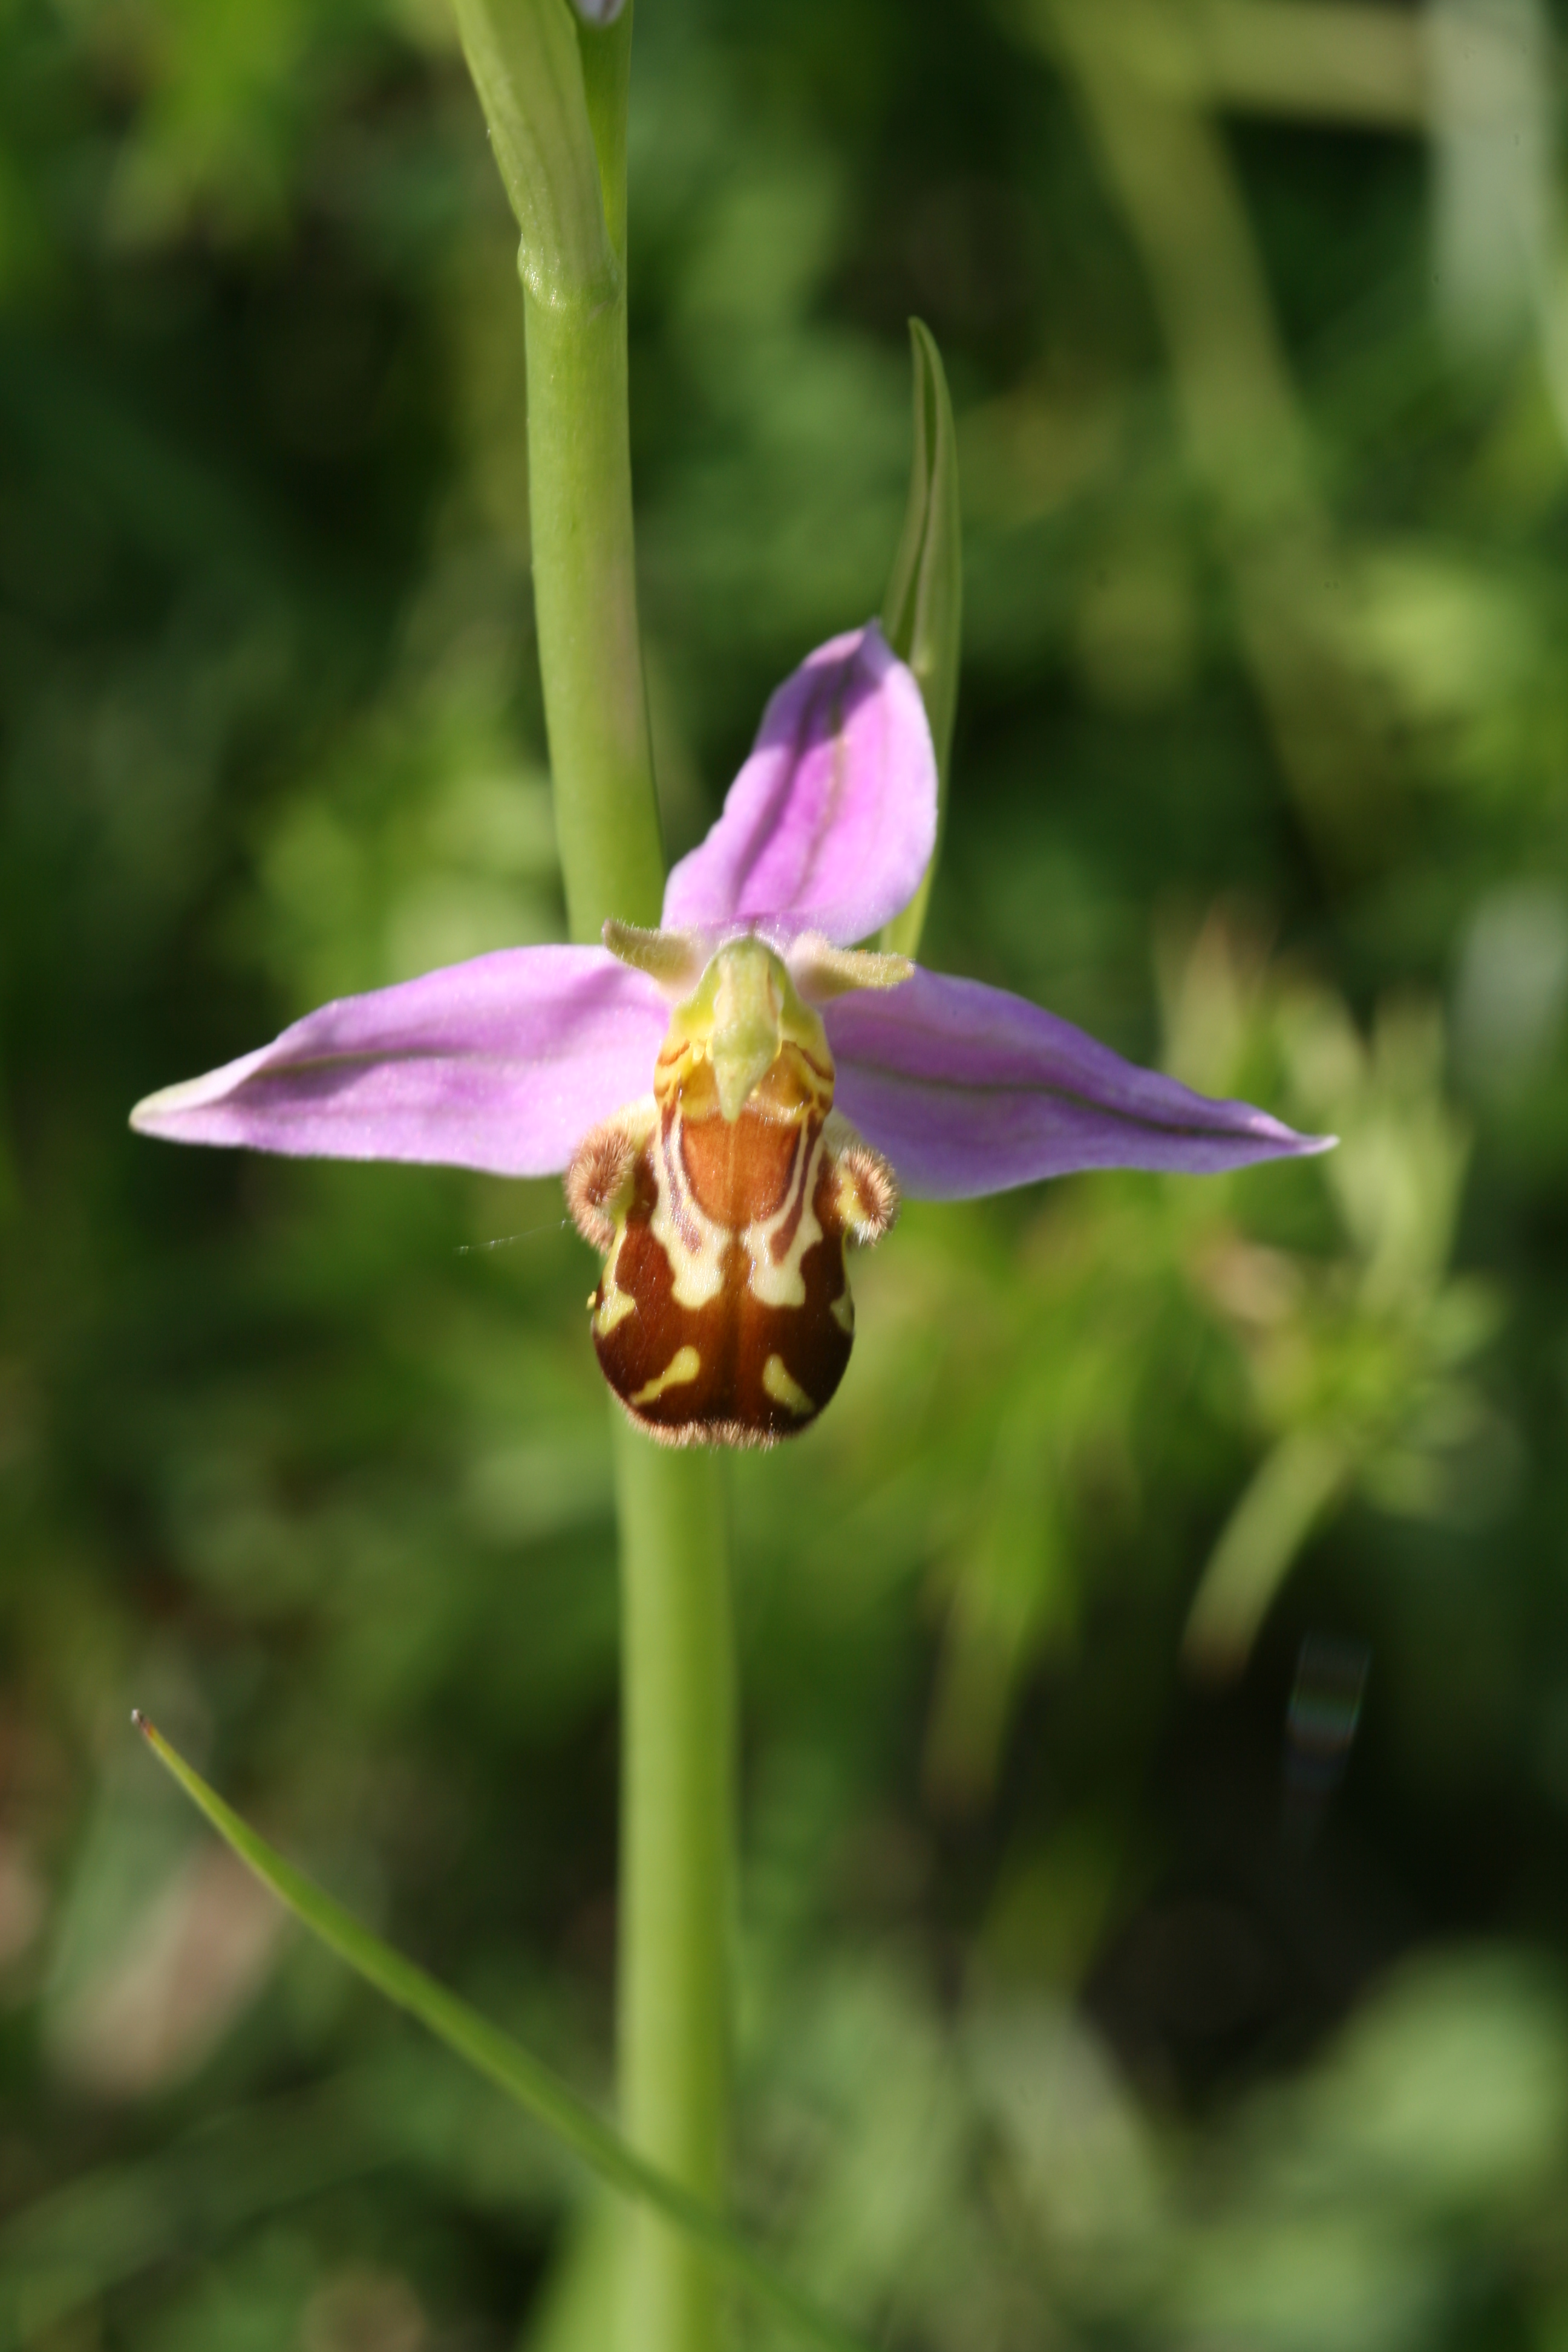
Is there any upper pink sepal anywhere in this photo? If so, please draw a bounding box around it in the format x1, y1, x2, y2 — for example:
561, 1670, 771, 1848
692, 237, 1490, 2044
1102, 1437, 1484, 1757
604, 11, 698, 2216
825, 967, 1334, 1200
129, 946, 667, 1179
662, 623, 937, 946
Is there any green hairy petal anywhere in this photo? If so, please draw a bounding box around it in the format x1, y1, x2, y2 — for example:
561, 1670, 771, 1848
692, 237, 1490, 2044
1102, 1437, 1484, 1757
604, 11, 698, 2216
788, 935, 916, 1002
603, 920, 712, 995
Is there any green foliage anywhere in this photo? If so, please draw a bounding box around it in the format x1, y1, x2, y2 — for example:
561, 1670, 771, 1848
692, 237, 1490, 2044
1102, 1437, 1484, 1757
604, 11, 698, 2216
5, 2, 1568, 2349
880, 318, 961, 959
129, 1713, 870, 2352
450, 0, 614, 307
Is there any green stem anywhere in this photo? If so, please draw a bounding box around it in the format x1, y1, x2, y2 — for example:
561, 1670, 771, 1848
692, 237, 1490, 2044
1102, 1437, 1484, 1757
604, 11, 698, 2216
515, 15, 733, 2350
613, 1424, 733, 2352
524, 274, 665, 940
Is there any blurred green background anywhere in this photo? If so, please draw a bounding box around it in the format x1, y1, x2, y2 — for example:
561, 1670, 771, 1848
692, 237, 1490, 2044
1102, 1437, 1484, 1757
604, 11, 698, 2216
7, 0, 1568, 2344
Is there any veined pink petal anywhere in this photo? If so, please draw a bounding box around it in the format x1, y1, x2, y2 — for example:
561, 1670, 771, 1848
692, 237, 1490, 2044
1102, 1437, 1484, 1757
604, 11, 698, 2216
130, 947, 667, 1178
662, 624, 936, 946
826, 967, 1333, 1199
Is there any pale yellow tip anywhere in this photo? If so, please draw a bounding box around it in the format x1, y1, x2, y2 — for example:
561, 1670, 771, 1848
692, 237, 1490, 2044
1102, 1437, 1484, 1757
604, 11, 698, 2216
129, 1045, 267, 1132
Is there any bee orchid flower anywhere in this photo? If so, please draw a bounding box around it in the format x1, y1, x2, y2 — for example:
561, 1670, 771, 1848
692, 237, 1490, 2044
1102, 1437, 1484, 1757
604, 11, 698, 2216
132, 624, 1330, 1447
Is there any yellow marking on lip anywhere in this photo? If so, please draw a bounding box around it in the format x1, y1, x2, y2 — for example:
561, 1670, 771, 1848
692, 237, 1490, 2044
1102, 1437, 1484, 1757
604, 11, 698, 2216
744, 1128, 824, 1311
829, 1288, 854, 1334
762, 1354, 815, 1417
595, 1283, 638, 1336
630, 1345, 702, 1407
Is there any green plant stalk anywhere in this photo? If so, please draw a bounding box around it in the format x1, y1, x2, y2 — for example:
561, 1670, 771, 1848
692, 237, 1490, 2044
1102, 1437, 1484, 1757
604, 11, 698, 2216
515, 14, 733, 2350
613, 1425, 733, 2352
524, 269, 665, 940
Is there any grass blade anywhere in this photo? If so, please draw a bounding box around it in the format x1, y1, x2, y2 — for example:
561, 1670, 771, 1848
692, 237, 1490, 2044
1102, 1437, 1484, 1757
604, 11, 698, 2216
131, 1712, 871, 2352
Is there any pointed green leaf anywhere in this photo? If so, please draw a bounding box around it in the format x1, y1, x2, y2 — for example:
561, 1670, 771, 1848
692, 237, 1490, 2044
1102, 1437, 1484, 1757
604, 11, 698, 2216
452, 0, 617, 308
573, 1, 634, 270
880, 318, 962, 960
130, 1713, 869, 2352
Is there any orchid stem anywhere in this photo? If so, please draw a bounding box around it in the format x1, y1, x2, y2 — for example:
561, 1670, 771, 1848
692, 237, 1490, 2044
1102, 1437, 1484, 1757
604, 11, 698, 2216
517, 10, 733, 2351
524, 276, 664, 937
613, 1421, 733, 2352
